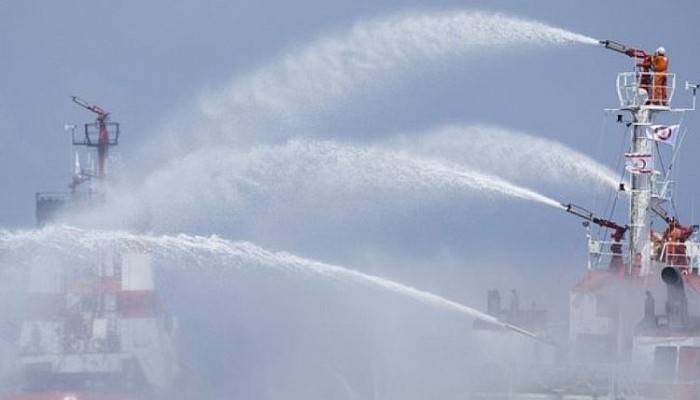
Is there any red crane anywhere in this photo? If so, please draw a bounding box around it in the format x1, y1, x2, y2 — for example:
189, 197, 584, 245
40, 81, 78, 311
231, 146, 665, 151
71, 96, 114, 179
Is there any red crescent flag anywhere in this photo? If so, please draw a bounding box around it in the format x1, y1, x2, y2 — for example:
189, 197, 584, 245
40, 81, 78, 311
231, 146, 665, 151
625, 152, 652, 174
647, 124, 680, 147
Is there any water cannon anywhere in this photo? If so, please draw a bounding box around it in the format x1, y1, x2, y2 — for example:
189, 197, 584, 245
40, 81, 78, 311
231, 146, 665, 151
563, 203, 628, 240
563, 203, 591, 220
600, 40, 629, 55
651, 203, 673, 225
651, 204, 699, 234
600, 39, 652, 71
72, 96, 109, 121
599, 39, 648, 59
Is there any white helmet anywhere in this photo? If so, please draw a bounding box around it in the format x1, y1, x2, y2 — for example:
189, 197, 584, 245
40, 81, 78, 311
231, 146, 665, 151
656, 46, 666, 55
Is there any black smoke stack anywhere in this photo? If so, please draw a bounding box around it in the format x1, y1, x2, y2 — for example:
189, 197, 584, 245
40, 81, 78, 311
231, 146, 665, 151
661, 267, 689, 329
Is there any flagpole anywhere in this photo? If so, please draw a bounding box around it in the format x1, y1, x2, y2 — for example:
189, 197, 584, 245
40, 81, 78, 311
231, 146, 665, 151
665, 127, 687, 180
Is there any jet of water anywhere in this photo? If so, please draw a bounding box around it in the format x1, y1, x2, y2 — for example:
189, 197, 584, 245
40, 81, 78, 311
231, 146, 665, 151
388, 124, 619, 191
139, 10, 601, 199
195, 10, 598, 140
119, 140, 562, 230
0, 225, 540, 340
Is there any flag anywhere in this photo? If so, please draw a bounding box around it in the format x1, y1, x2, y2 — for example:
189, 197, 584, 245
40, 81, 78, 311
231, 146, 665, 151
625, 152, 652, 174
647, 124, 680, 147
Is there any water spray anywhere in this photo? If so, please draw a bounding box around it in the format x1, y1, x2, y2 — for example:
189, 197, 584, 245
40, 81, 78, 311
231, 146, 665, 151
132, 140, 565, 231
0, 226, 549, 343
198, 10, 600, 133
389, 125, 620, 191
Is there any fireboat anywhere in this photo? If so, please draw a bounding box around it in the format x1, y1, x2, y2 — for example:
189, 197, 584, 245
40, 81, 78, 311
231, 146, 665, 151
1, 98, 178, 400
474, 41, 700, 399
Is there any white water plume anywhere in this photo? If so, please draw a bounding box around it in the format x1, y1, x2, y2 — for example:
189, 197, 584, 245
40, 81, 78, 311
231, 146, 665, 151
388, 124, 619, 191
0, 226, 529, 337
128, 140, 562, 230
199, 10, 598, 135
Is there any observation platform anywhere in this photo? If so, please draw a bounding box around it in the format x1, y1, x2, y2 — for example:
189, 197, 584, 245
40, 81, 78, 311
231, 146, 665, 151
616, 71, 675, 110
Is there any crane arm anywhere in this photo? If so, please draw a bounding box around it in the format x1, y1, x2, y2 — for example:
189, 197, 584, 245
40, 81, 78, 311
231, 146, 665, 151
72, 96, 109, 119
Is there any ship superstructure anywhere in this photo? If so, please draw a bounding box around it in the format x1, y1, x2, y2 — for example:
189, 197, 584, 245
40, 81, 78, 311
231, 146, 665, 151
3, 99, 178, 400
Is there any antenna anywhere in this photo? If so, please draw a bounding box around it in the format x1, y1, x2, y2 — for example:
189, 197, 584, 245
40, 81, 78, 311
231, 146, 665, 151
686, 82, 699, 111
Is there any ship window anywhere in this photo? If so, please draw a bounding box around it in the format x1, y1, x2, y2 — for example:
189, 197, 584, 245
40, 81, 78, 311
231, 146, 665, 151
679, 346, 700, 382
653, 346, 678, 381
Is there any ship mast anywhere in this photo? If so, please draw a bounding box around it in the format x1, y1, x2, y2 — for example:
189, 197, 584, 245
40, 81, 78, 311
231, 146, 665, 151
599, 40, 689, 276
629, 107, 653, 275
71, 96, 120, 184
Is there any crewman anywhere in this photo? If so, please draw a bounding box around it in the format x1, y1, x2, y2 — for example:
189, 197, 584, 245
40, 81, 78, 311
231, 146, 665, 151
651, 230, 664, 260
644, 290, 655, 321
652, 46, 669, 105
662, 217, 693, 265
609, 225, 627, 271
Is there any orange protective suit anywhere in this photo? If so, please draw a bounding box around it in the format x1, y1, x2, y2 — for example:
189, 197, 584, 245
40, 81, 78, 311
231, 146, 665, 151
652, 55, 669, 105
663, 219, 693, 266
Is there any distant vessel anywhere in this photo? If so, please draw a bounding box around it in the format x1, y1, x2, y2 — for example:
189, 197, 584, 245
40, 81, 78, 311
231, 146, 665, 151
2, 98, 178, 400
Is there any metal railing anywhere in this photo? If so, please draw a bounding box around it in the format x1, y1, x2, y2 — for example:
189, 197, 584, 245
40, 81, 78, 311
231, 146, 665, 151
586, 239, 700, 272
587, 239, 629, 270
617, 72, 676, 108
657, 241, 700, 271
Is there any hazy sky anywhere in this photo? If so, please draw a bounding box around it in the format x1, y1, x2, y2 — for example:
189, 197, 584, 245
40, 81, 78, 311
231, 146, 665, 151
2, 1, 700, 398
1, 0, 699, 295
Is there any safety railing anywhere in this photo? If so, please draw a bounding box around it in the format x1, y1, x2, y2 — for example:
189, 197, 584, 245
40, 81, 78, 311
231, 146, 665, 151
657, 241, 700, 272
617, 72, 676, 108
72, 121, 120, 147
586, 237, 700, 275
587, 239, 629, 270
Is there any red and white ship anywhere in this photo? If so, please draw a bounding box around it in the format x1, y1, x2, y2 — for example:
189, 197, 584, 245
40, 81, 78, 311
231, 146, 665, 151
565, 40, 700, 399
2, 98, 178, 400
474, 41, 700, 399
